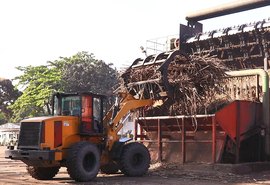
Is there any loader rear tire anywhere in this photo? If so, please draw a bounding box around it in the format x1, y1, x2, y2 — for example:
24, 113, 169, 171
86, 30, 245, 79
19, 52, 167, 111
66, 142, 100, 182
26, 166, 60, 180
119, 142, 150, 176
100, 162, 119, 174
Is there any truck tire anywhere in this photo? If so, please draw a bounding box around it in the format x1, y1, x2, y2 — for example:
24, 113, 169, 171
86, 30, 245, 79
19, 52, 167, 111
26, 166, 60, 180
119, 142, 150, 176
100, 162, 119, 174
66, 142, 100, 182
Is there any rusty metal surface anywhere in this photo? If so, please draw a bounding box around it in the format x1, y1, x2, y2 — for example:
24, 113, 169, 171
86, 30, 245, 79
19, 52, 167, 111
135, 100, 264, 164
137, 115, 214, 132
182, 19, 270, 69
134, 114, 225, 163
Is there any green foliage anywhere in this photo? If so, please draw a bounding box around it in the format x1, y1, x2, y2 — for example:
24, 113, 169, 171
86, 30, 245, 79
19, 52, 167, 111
10, 64, 64, 122
61, 52, 118, 95
0, 112, 6, 125
0, 79, 21, 123
10, 51, 118, 122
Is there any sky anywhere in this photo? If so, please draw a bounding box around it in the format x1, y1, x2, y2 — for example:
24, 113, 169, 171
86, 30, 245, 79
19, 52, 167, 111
0, 0, 269, 79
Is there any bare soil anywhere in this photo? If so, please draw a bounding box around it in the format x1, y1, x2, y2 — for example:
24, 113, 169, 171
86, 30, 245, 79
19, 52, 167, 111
1, 146, 270, 185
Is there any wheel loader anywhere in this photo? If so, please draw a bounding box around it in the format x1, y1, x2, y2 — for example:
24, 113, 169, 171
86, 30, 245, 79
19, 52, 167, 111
5, 91, 153, 182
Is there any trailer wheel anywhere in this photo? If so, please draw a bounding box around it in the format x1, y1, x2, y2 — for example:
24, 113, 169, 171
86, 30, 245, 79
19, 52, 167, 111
26, 166, 60, 180
100, 162, 119, 174
66, 142, 100, 182
119, 142, 150, 176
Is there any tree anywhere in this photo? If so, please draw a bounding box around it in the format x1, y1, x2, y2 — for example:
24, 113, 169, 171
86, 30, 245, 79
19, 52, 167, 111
10, 52, 118, 122
9, 64, 63, 122
0, 112, 6, 125
0, 78, 21, 123
61, 52, 118, 95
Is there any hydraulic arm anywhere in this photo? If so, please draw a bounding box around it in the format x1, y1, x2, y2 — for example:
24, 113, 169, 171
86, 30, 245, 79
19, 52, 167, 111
103, 93, 153, 150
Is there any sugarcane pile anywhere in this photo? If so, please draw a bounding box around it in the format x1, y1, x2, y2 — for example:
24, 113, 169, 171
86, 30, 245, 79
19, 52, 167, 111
119, 53, 229, 116
122, 63, 160, 84
120, 63, 162, 100
167, 54, 230, 115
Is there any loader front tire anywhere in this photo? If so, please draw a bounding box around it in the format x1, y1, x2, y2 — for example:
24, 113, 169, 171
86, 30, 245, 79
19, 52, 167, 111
26, 166, 60, 180
66, 142, 100, 182
119, 142, 150, 176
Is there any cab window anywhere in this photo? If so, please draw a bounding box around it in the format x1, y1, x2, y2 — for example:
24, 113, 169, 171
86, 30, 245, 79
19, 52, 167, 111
54, 95, 81, 116
62, 96, 81, 116
93, 97, 102, 122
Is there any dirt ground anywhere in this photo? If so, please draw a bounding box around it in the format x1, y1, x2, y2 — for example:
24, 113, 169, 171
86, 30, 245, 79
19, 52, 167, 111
1, 146, 270, 185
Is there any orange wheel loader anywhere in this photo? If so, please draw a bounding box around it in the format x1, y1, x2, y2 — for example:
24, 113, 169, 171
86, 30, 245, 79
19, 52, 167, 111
5, 92, 153, 182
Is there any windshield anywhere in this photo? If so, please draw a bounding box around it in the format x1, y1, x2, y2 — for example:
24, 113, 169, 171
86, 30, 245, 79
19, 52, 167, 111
54, 95, 81, 116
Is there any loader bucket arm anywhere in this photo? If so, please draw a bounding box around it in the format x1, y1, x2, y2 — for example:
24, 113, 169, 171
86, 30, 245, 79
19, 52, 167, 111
105, 93, 153, 150
112, 99, 153, 133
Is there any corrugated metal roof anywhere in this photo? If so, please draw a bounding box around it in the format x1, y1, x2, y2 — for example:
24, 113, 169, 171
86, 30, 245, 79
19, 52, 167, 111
0, 123, 20, 129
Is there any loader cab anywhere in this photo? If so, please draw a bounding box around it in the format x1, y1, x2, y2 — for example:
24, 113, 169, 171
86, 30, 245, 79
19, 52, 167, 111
52, 92, 105, 134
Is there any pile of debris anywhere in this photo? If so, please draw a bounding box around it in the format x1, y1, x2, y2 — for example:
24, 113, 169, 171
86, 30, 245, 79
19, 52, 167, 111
165, 54, 229, 115
119, 53, 229, 116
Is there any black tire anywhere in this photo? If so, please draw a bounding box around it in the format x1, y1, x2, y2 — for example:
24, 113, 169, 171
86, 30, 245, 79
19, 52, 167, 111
66, 142, 100, 182
26, 166, 60, 180
100, 162, 119, 174
119, 142, 150, 177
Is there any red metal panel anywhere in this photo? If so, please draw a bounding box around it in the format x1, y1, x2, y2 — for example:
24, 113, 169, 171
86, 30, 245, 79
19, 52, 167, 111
215, 101, 237, 139
215, 100, 262, 142
54, 121, 62, 148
